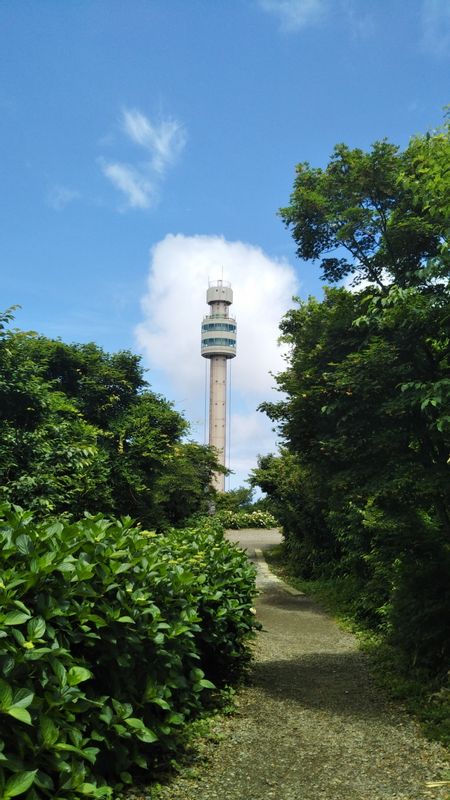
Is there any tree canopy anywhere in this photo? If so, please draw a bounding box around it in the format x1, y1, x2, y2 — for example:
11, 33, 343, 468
253, 118, 450, 676
279, 120, 450, 289
0, 311, 219, 528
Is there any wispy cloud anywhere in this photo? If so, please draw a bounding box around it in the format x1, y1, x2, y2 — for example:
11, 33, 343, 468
100, 108, 186, 211
421, 0, 450, 57
257, 0, 327, 31
122, 109, 186, 174
46, 184, 80, 211
99, 161, 155, 210
258, 0, 375, 38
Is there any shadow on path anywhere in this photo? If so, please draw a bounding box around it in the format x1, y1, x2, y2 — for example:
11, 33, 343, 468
260, 588, 323, 613
250, 650, 385, 720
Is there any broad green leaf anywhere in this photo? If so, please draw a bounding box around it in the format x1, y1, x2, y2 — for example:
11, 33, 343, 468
189, 667, 204, 681
37, 551, 57, 569
3, 612, 30, 626
67, 666, 92, 686
167, 712, 184, 725
125, 718, 158, 742
15, 534, 33, 555
136, 728, 158, 743
12, 601, 31, 615
147, 696, 170, 710
12, 688, 34, 708
2, 655, 15, 675
57, 561, 75, 573
111, 699, 132, 718
34, 770, 54, 791
0, 679, 13, 710
40, 716, 59, 747
4, 770, 37, 798
11, 629, 25, 646
27, 617, 46, 640
7, 706, 32, 725
55, 743, 98, 764
44, 522, 63, 537
124, 717, 146, 730
99, 706, 113, 725
50, 659, 67, 687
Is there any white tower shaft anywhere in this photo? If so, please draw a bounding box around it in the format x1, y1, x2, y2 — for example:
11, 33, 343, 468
209, 356, 227, 492
201, 280, 236, 493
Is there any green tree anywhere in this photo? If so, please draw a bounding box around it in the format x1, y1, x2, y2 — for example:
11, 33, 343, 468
0, 310, 112, 515
25, 336, 146, 427
0, 313, 220, 527
255, 118, 450, 673
214, 486, 255, 513
279, 120, 450, 288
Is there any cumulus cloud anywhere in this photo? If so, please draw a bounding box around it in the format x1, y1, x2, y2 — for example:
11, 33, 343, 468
258, 0, 327, 31
100, 108, 186, 210
135, 233, 299, 487
421, 0, 450, 57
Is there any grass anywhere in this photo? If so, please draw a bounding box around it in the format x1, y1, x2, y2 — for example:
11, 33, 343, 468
265, 543, 450, 751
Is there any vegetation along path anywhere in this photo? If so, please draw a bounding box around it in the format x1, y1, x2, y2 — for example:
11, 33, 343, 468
157, 529, 449, 800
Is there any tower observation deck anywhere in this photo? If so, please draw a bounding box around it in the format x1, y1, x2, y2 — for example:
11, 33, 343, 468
201, 280, 236, 492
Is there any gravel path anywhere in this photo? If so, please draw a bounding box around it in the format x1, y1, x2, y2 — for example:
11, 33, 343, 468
156, 529, 449, 800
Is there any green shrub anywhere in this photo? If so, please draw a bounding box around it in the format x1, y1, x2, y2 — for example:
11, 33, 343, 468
216, 509, 278, 529
0, 505, 257, 799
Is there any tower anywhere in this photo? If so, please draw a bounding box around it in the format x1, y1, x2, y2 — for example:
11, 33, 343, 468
201, 280, 237, 492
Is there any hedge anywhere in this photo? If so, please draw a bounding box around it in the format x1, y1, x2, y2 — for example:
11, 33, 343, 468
0, 506, 257, 799
216, 509, 278, 529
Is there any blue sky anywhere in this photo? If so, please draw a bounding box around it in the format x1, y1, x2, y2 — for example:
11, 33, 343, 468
1, 0, 449, 488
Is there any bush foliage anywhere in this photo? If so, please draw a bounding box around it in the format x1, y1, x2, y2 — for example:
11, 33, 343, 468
0, 506, 257, 799
216, 509, 278, 529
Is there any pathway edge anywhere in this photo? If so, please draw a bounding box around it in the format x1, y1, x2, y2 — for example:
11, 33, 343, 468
254, 547, 304, 596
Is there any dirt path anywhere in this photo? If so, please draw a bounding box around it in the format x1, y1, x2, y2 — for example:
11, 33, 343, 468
156, 529, 449, 800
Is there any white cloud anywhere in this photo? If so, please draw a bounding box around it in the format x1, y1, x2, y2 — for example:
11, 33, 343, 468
135, 233, 299, 487
258, 0, 326, 31
46, 184, 80, 210
122, 109, 186, 174
99, 160, 155, 209
421, 0, 450, 57
100, 108, 186, 211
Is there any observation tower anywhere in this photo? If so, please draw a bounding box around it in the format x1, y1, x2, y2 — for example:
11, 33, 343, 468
201, 280, 237, 492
